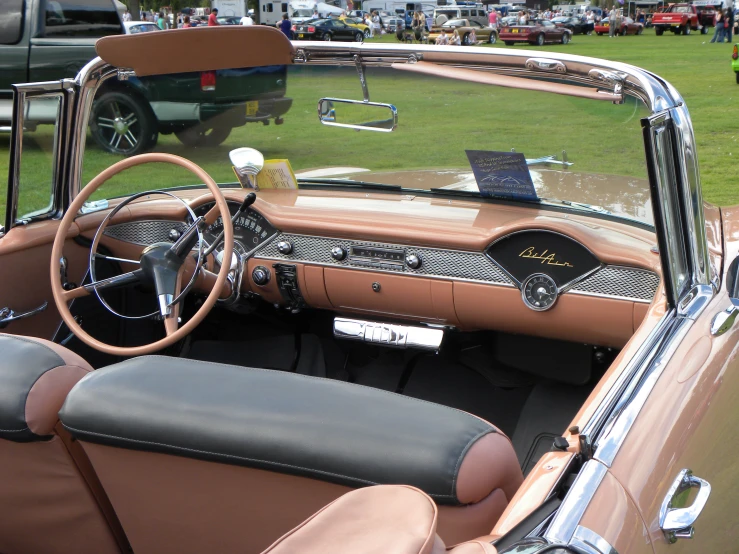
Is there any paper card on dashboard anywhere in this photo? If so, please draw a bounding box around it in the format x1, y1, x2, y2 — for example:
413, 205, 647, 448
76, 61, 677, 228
256, 159, 299, 190
465, 150, 538, 201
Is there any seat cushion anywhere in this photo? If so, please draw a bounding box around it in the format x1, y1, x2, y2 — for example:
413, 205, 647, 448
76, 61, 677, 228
0, 333, 93, 441
59, 355, 522, 505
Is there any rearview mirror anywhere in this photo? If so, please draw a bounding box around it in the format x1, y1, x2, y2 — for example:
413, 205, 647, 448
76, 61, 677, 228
317, 98, 397, 132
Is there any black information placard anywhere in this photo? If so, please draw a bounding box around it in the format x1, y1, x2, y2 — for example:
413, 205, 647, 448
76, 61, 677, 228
466, 150, 538, 201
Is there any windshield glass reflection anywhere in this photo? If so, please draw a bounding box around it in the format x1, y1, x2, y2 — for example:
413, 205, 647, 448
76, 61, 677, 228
79, 63, 652, 226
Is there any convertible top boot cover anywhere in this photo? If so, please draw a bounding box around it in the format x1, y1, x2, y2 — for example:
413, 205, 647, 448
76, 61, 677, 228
59, 355, 523, 553
262, 485, 497, 554
0, 334, 121, 554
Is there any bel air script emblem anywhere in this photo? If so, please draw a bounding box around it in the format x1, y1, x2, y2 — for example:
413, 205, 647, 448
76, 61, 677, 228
519, 247, 573, 268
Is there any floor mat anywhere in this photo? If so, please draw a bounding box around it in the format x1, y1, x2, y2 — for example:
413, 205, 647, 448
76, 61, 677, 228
511, 381, 592, 475
401, 355, 532, 438
187, 334, 327, 376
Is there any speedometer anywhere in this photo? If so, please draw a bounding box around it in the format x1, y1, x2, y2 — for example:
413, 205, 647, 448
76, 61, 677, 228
197, 202, 277, 254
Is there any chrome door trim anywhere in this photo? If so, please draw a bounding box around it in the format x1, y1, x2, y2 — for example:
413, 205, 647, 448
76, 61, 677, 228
545, 459, 608, 544
570, 526, 619, 554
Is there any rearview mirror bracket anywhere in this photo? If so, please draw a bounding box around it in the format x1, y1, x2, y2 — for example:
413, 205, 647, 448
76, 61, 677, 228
354, 55, 370, 102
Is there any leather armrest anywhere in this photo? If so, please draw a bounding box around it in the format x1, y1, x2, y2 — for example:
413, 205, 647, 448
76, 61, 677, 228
261, 485, 446, 554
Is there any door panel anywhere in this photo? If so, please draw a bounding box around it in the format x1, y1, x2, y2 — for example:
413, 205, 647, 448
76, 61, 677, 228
607, 289, 739, 552
0, 221, 88, 339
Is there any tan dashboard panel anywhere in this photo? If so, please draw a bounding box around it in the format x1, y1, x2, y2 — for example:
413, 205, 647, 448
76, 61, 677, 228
454, 283, 634, 348
323, 268, 456, 324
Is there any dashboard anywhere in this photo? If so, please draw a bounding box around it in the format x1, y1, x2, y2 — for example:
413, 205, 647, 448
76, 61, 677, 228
96, 190, 663, 349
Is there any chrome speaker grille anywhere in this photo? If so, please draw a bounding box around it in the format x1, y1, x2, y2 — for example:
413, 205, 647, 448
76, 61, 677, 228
570, 266, 660, 302
104, 220, 187, 245
255, 233, 514, 285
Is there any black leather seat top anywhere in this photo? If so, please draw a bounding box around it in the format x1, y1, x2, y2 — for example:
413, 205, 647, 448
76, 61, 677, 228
59, 356, 497, 505
0, 335, 74, 442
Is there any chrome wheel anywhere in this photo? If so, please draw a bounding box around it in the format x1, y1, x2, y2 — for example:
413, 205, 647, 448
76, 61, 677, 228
90, 91, 157, 156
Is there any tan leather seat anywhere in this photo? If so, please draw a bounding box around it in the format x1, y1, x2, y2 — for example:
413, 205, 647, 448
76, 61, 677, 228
0, 333, 127, 554
262, 485, 497, 554
59, 356, 524, 554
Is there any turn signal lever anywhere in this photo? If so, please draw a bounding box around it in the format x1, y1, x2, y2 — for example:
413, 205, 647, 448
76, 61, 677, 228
204, 192, 257, 259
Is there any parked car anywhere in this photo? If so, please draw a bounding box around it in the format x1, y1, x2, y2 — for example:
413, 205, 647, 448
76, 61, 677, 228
123, 21, 162, 34
552, 15, 591, 34
294, 18, 365, 41
382, 17, 404, 32
0, 0, 292, 156
696, 4, 719, 29
3, 23, 738, 554
340, 16, 372, 38
500, 19, 572, 45
216, 16, 242, 25
428, 19, 498, 44
652, 3, 706, 34
594, 16, 644, 35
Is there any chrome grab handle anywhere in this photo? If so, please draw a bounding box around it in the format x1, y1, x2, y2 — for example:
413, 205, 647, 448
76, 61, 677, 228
711, 298, 739, 336
659, 469, 711, 543
0, 302, 48, 329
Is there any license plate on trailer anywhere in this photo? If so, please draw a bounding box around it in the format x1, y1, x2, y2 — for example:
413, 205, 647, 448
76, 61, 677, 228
299, 33, 304, 38
512, 29, 518, 32
246, 101, 259, 116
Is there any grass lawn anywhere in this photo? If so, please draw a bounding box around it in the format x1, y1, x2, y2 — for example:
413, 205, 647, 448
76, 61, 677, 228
1, 29, 738, 223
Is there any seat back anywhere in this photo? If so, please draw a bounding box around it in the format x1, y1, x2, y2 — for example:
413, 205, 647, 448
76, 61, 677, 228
60, 356, 523, 553
0, 334, 124, 554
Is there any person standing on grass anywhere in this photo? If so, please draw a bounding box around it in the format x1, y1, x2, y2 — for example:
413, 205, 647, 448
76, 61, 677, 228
489, 8, 498, 31
208, 8, 219, 26
710, 9, 724, 42
725, 8, 734, 42
279, 13, 292, 37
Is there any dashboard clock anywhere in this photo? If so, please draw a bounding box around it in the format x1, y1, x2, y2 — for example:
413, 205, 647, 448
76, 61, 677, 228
522, 274, 558, 311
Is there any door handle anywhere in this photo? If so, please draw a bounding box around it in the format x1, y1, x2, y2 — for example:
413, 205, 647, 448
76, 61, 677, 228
0, 302, 48, 329
659, 469, 711, 543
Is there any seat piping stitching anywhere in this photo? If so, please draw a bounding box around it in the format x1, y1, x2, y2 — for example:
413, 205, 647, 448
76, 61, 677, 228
62, 423, 459, 501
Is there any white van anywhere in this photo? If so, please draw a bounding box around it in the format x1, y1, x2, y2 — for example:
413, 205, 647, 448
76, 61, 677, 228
432, 5, 487, 26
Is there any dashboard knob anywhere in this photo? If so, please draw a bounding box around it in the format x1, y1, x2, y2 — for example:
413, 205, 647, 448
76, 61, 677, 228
331, 246, 347, 261
252, 266, 271, 286
405, 254, 422, 269
277, 241, 293, 255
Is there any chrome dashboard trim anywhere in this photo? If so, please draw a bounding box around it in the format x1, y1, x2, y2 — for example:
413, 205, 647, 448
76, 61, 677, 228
103, 223, 661, 303
256, 232, 659, 303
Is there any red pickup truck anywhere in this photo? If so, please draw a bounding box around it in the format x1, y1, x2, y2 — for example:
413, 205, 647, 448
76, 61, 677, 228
652, 4, 707, 35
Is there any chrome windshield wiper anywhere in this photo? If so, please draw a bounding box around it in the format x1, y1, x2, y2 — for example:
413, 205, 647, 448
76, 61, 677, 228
297, 178, 402, 192
556, 199, 612, 214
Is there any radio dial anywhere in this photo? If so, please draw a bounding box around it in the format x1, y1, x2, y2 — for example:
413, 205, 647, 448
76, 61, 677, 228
405, 254, 421, 270
331, 246, 347, 261
277, 241, 293, 255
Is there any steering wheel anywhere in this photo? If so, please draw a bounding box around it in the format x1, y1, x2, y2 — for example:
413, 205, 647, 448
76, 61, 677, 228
50, 153, 234, 357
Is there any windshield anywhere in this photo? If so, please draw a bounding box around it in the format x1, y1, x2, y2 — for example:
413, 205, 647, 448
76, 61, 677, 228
293, 9, 313, 16
78, 63, 652, 226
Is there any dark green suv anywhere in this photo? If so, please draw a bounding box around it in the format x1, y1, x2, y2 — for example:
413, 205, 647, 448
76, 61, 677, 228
0, 0, 292, 155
